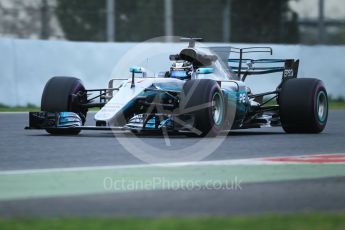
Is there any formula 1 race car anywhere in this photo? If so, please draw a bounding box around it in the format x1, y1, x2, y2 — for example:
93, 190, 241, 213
26, 38, 328, 137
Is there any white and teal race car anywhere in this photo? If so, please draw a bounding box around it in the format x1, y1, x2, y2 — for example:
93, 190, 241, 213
26, 38, 328, 137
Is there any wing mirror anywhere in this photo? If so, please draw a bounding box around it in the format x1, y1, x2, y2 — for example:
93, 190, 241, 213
196, 67, 214, 74
129, 66, 145, 74
129, 66, 147, 88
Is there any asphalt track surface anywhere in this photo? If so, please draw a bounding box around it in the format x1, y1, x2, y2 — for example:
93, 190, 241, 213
0, 111, 345, 217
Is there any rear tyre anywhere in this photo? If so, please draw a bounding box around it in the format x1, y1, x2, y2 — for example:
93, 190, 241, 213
279, 78, 328, 133
41, 76, 88, 135
181, 79, 225, 137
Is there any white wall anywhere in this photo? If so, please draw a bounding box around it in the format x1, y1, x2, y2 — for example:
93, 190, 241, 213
0, 38, 344, 106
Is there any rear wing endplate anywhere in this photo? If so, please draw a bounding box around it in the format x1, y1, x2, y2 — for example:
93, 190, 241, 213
208, 46, 299, 82
229, 58, 299, 82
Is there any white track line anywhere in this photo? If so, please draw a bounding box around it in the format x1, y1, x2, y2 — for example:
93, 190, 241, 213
0, 153, 344, 175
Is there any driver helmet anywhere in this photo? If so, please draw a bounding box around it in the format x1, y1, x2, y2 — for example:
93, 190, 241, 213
170, 60, 193, 80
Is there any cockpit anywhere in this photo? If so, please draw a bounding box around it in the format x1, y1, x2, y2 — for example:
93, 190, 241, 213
166, 46, 232, 81
169, 60, 194, 80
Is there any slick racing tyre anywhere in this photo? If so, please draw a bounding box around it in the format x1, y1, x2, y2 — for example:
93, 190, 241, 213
279, 78, 328, 133
181, 79, 225, 137
41, 76, 88, 135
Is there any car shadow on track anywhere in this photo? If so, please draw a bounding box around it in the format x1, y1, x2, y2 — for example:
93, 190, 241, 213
27, 129, 285, 139
227, 130, 285, 136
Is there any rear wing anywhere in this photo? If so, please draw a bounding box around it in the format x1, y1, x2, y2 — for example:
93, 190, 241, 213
208, 46, 299, 82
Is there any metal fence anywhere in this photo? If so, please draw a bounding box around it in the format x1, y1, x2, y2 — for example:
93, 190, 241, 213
0, 0, 344, 44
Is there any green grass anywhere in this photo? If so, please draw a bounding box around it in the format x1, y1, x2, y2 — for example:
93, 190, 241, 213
0, 213, 345, 230
260, 97, 345, 110
0, 103, 39, 112
329, 101, 345, 109
0, 104, 100, 112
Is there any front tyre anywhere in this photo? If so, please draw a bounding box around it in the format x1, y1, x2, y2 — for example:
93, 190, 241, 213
41, 76, 88, 135
279, 78, 328, 133
181, 79, 225, 137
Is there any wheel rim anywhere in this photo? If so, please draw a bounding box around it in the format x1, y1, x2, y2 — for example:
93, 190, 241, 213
211, 92, 224, 126
316, 91, 327, 123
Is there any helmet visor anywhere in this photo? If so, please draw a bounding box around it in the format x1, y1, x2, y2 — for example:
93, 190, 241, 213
171, 70, 188, 79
